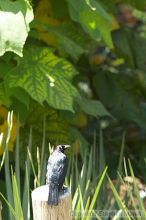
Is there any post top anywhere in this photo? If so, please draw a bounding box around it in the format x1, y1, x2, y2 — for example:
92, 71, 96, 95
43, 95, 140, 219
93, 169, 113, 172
31, 185, 71, 202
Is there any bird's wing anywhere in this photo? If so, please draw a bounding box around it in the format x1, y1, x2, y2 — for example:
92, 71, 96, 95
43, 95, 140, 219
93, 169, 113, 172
47, 152, 68, 185
56, 156, 68, 186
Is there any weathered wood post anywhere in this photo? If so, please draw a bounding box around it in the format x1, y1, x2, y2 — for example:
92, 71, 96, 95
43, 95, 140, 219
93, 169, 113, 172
31, 185, 72, 220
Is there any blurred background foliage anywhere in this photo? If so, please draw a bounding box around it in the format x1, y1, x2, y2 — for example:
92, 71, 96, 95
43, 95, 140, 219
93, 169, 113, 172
0, 0, 146, 183
1, 0, 146, 219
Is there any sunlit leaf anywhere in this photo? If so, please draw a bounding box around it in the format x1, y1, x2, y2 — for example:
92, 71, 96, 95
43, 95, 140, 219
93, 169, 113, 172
67, 0, 114, 47
5, 47, 79, 112
0, 0, 34, 57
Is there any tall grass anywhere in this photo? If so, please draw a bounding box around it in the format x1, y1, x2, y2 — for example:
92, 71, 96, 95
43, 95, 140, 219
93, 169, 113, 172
0, 113, 146, 220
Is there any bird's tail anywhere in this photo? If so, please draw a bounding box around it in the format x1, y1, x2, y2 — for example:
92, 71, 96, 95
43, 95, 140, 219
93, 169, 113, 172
48, 183, 59, 206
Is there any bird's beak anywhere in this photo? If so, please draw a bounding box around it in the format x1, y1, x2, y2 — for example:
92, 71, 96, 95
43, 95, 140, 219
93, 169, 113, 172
64, 145, 71, 149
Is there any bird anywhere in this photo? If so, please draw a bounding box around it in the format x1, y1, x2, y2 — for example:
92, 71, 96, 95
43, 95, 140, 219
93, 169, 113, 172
46, 144, 70, 206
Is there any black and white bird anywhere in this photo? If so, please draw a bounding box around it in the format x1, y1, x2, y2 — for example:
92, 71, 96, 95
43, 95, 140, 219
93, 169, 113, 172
46, 144, 70, 206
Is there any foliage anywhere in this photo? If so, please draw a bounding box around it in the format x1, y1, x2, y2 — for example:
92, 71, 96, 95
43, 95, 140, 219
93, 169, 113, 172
0, 0, 33, 57
1, 1, 146, 220
1, 114, 107, 220
0, 106, 18, 155
1, 117, 146, 220
5, 47, 79, 111
0, 0, 119, 153
67, 0, 114, 48
0, 0, 146, 156
1, 0, 146, 218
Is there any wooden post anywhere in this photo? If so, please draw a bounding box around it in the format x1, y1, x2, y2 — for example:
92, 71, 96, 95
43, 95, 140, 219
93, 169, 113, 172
31, 185, 72, 220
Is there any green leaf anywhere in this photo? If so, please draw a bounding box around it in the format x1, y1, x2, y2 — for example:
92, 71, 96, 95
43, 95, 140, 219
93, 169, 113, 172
5, 87, 30, 109
113, 28, 146, 70
11, 99, 28, 123
0, 0, 34, 57
93, 71, 146, 129
0, 83, 11, 106
0, 59, 14, 78
67, 0, 114, 48
47, 78, 79, 112
131, 34, 146, 71
112, 29, 135, 67
5, 47, 79, 111
49, 0, 68, 19
76, 97, 112, 117
42, 22, 87, 61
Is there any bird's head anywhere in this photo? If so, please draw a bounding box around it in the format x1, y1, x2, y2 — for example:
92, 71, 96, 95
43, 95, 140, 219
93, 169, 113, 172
56, 144, 71, 153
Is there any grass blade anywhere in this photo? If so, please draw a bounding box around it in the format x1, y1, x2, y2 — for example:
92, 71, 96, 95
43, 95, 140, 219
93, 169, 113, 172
22, 128, 32, 220
88, 167, 108, 216
40, 117, 46, 185
128, 160, 146, 219
108, 176, 131, 220
0, 192, 16, 219
4, 112, 14, 220
12, 172, 24, 220
99, 126, 105, 174
117, 131, 126, 175
15, 123, 20, 196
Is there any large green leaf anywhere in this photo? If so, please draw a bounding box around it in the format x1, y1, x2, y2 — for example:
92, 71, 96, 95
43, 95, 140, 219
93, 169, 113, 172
76, 97, 112, 117
112, 29, 135, 67
42, 22, 88, 61
131, 34, 146, 71
6, 87, 30, 109
0, 0, 34, 57
5, 47, 79, 112
93, 71, 146, 129
0, 59, 15, 78
47, 78, 79, 112
67, 0, 114, 48
113, 28, 146, 71
0, 83, 11, 106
